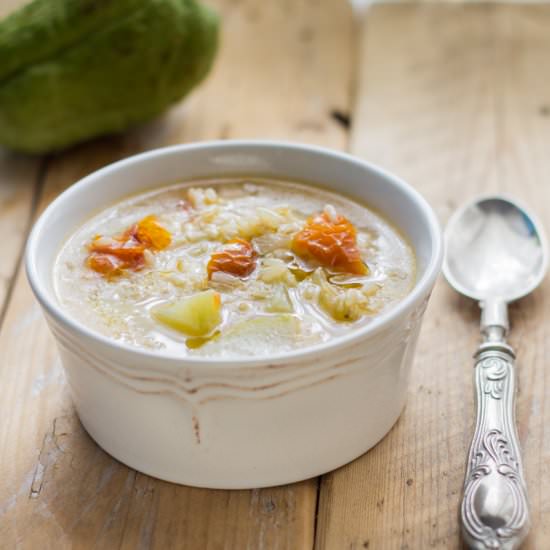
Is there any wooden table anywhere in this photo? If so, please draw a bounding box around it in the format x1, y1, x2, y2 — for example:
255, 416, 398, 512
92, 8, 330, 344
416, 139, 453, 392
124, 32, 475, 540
1, 1, 550, 548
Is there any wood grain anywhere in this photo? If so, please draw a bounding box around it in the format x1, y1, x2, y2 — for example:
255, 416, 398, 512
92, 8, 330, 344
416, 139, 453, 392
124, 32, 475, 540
315, 4, 550, 549
0, 1, 353, 548
0, 153, 42, 323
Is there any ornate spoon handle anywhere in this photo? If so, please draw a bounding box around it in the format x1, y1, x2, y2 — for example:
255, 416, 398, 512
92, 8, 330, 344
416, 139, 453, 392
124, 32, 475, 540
461, 342, 530, 550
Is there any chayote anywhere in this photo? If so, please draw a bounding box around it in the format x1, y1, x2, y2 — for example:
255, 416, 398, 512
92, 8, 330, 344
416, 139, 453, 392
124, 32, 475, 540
0, 0, 219, 153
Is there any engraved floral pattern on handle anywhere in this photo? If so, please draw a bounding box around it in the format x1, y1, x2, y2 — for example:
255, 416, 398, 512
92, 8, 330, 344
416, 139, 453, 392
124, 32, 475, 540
461, 347, 529, 550
479, 356, 508, 400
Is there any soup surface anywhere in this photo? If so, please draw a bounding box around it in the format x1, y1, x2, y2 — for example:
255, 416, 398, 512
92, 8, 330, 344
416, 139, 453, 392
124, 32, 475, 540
54, 178, 415, 357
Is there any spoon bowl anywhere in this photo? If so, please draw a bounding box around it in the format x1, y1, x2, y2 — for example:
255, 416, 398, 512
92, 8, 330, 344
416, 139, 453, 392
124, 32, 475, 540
444, 196, 548, 303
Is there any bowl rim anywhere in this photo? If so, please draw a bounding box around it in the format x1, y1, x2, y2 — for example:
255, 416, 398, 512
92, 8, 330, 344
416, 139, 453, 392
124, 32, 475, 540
25, 140, 443, 367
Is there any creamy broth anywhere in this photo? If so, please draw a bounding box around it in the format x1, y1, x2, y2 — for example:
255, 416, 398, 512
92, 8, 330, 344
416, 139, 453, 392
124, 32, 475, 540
54, 178, 415, 357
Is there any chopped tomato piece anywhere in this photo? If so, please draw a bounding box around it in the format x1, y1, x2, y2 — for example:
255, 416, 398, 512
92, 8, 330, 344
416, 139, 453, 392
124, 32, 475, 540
291, 211, 368, 275
89, 236, 145, 261
207, 238, 258, 279
135, 215, 171, 250
86, 237, 146, 276
86, 215, 171, 277
86, 252, 126, 277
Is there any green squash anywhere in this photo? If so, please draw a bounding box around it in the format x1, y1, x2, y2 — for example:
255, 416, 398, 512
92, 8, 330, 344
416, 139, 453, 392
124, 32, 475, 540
0, 0, 219, 153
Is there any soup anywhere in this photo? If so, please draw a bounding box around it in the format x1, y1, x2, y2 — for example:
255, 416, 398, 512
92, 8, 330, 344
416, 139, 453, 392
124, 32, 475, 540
54, 178, 415, 357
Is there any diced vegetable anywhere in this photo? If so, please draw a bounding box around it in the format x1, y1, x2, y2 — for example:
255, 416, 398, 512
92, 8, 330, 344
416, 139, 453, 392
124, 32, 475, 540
199, 315, 300, 355
292, 210, 368, 275
226, 315, 298, 337
87, 235, 146, 276
86, 252, 126, 278
153, 290, 222, 337
135, 215, 172, 250
207, 238, 257, 279
88, 235, 145, 260
86, 215, 172, 277
265, 286, 293, 313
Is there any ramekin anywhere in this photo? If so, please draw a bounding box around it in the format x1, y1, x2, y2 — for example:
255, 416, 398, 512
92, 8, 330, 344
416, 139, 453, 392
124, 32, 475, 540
26, 141, 442, 488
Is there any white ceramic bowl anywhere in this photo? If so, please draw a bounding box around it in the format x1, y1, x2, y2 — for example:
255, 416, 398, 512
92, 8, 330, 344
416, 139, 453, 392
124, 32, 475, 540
26, 141, 442, 489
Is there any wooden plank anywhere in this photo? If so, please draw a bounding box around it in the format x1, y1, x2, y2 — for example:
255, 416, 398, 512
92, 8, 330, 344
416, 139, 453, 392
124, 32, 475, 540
0, 153, 41, 322
315, 4, 550, 549
0, 1, 353, 548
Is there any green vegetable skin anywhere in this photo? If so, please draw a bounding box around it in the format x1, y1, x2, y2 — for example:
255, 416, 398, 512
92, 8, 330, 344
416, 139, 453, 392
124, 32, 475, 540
0, 0, 219, 153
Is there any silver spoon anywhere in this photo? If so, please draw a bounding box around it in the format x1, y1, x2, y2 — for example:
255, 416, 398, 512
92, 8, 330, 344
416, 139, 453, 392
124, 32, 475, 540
444, 195, 548, 550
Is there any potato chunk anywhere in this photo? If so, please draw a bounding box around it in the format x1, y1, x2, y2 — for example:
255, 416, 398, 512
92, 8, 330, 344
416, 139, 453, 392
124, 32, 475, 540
153, 290, 222, 337
199, 315, 301, 356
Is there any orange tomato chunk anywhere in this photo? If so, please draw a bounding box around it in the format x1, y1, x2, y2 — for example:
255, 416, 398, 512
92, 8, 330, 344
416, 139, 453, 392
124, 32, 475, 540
135, 215, 172, 250
86, 215, 171, 277
86, 252, 126, 277
87, 235, 146, 276
291, 211, 368, 275
89, 236, 145, 261
207, 238, 258, 279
